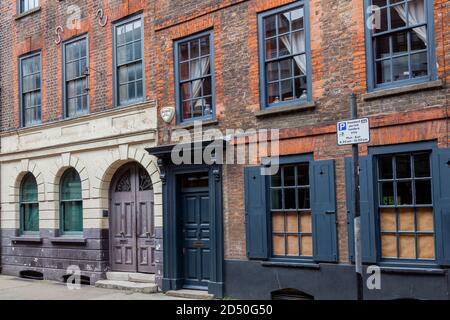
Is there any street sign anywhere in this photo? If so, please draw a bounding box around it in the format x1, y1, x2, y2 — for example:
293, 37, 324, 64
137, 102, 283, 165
337, 118, 370, 146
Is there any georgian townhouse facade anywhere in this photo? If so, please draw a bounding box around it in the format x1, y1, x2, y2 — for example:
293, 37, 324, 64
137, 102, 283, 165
0, 1, 163, 286
148, 0, 450, 300
0, 0, 449, 300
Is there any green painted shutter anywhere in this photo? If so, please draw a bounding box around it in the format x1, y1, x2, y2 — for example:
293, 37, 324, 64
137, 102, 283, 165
436, 148, 450, 265
310, 160, 338, 262
244, 166, 269, 260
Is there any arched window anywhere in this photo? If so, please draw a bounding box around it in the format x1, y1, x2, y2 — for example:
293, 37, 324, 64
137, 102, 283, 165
60, 168, 83, 233
20, 173, 39, 233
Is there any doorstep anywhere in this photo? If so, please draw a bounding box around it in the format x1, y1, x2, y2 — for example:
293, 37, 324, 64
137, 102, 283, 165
165, 289, 215, 300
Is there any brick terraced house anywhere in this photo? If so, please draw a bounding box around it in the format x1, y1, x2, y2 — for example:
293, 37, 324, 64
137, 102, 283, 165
0, 0, 449, 300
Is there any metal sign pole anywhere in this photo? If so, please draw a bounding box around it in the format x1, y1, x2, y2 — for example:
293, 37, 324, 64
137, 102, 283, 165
351, 93, 363, 300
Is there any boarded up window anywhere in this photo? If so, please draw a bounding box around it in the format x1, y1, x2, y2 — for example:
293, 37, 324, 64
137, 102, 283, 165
378, 153, 435, 260
270, 164, 312, 258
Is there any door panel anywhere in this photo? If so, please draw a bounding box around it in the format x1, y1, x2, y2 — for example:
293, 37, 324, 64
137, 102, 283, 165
182, 190, 211, 288
110, 163, 155, 273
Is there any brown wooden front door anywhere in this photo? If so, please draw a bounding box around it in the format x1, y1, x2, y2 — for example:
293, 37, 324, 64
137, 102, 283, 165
110, 163, 155, 273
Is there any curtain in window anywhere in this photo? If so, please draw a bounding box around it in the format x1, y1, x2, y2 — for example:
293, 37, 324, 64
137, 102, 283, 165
394, 1, 427, 45
191, 57, 210, 99
280, 13, 306, 75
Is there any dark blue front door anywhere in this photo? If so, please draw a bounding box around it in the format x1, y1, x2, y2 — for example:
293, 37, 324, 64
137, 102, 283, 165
182, 189, 211, 289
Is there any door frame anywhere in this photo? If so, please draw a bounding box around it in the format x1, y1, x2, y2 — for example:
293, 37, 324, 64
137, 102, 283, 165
162, 164, 224, 297
108, 162, 155, 273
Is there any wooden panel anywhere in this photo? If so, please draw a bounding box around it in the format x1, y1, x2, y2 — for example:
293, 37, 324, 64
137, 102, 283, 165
418, 235, 435, 259
273, 234, 284, 256
272, 213, 284, 233
417, 208, 434, 232
398, 208, 414, 232
399, 235, 416, 259
286, 235, 299, 256
300, 235, 312, 257
381, 234, 397, 258
380, 208, 396, 232
300, 212, 311, 233
286, 213, 298, 233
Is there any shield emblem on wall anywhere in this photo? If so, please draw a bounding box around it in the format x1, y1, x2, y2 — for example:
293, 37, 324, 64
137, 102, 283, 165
160, 106, 175, 123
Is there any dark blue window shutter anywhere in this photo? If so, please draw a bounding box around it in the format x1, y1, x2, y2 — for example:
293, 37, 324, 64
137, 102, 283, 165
345, 158, 355, 262
310, 160, 338, 262
436, 148, 450, 265
359, 156, 377, 263
244, 166, 268, 260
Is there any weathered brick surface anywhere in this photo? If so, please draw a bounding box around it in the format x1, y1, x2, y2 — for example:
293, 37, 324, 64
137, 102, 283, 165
153, 0, 450, 262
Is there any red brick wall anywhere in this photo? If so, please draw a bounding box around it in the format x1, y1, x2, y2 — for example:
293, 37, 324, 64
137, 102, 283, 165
153, 0, 449, 261
0, 0, 157, 131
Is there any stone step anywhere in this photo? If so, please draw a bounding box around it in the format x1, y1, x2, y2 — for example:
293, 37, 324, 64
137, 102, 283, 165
165, 289, 214, 300
106, 272, 155, 283
95, 280, 158, 294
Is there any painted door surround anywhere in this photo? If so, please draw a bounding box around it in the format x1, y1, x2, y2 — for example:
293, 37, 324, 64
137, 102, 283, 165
109, 162, 155, 273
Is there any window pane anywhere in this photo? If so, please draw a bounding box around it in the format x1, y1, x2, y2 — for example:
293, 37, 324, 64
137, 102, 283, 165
392, 31, 407, 56
375, 35, 390, 59
182, 101, 191, 120
134, 41, 142, 61
379, 156, 393, 179
283, 166, 295, 186
294, 76, 307, 99
23, 203, 39, 232
266, 38, 277, 60
411, 29, 427, 51
271, 172, 281, 187
415, 180, 432, 204
392, 55, 409, 81
398, 208, 414, 231
21, 174, 38, 202
376, 60, 391, 84
280, 79, 294, 101
291, 8, 304, 30
61, 169, 82, 200
63, 201, 83, 232
200, 36, 210, 56
408, 0, 426, 25
202, 77, 212, 97
136, 80, 143, 99
397, 181, 413, 205
278, 13, 290, 34
380, 208, 396, 232
267, 82, 280, 104
380, 182, 394, 205
298, 188, 310, 209
411, 52, 428, 78
297, 164, 309, 186
266, 62, 279, 82
179, 42, 189, 61
414, 153, 430, 177
265, 15, 277, 38
391, 4, 407, 30
271, 189, 282, 209
396, 155, 411, 178
279, 59, 292, 79
278, 36, 290, 57
190, 39, 199, 59
285, 188, 296, 209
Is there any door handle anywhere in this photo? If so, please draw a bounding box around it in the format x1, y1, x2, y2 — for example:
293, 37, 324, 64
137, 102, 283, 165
325, 210, 336, 215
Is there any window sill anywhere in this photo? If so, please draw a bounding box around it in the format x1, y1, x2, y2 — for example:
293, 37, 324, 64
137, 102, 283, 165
15, 7, 41, 20
11, 236, 42, 243
175, 119, 219, 130
50, 237, 87, 244
261, 261, 320, 269
363, 80, 443, 101
379, 266, 446, 276
256, 101, 316, 117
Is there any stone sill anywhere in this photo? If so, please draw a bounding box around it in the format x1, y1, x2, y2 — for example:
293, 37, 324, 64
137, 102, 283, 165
379, 266, 446, 276
363, 80, 443, 101
11, 236, 42, 243
261, 261, 320, 269
50, 237, 87, 244
175, 119, 219, 130
15, 7, 41, 20
256, 101, 316, 117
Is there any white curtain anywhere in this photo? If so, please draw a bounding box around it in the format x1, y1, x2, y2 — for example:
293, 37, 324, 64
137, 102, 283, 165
191, 57, 210, 98
280, 12, 306, 75
394, 0, 427, 45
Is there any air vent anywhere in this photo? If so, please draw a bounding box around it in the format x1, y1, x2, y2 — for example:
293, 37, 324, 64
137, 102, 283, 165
62, 274, 91, 286
271, 288, 314, 300
19, 270, 43, 280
